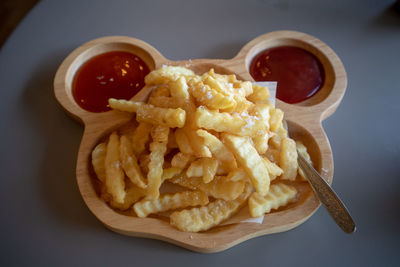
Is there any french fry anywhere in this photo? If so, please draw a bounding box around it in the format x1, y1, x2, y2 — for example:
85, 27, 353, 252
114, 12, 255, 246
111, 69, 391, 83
196, 129, 237, 170
269, 108, 284, 132
169, 76, 189, 99
185, 158, 218, 183
252, 131, 270, 155
269, 125, 288, 149
151, 125, 169, 143
146, 138, 168, 200
139, 153, 150, 174
109, 185, 147, 210
170, 184, 251, 232
92, 142, 107, 183
222, 134, 270, 196
195, 106, 242, 132
105, 132, 126, 204
170, 174, 245, 201
119, 135, 147, 188
202, 75, 228, 95
247, 84, 270, 103
279, 138, 298, 181
161, 167, 183, 182
190, 81, 236, 110
264, 147, 280, 164
109, 99, 186, 128
131, 122, 152, 157
171, 152, 194, 169
235, 81, 254, 97
226, 169, 248, 182
136, 105, 186, 128
148, 96, 179, 109
262, 157, 283, 181
174, 128, 194, 155
296, 141, 312, 181
183, 128, 212, 157
250, 103, 271, 129
202, 158, 219, 183
186, 158, 204, 177
134, 190, 209, 218
195, 107, 264, 137
248, 183, 297, 217
145, 66, 195, 85
108, 98, 143, 112
151, 85, 170, 97
230, 96, 254, 113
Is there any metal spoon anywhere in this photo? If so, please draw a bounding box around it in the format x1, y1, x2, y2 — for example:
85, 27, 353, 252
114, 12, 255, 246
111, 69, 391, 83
297, 150, 356, 233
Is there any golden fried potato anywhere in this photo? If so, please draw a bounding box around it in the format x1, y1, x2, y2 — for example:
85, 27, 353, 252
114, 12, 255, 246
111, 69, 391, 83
134, 190, 209, 218
136, 105, 186, 128
170, 184, 251, 232
92, 142, 107, 183
296, 141, 312, 181
145, 66, 195, 85
161, 167, 183, 182
279, 138, 298, 181
248, 183, 297, 217
146, 138, 168, 200
169, 76, 189, 99
222, 134, 270, 196
105, 132, 126, 204
108, 98, 143, 112
109, 185, 147, 210
170, 174, 245, 201
174, 128, 194, 155
195, 107, 264, 137
196, 129, 237, 170
190, 81, 236, 110
120, 135, 147, 188
262, 157, 283, 181
171, 152, 194, 169
269, 108, 284, 132
247, 84, 270, 103
131, 122, 152, 157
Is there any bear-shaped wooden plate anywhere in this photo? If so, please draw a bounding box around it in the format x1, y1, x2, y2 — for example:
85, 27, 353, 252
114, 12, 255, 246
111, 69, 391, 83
54, 31, 346, 253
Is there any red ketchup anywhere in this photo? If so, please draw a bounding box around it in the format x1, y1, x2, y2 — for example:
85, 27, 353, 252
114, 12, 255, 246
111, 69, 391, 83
72, 51, 150, 112
249, 46, 324, 104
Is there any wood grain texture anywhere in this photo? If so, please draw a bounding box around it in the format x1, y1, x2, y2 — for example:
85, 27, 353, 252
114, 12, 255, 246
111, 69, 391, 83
53, 31, 347, 253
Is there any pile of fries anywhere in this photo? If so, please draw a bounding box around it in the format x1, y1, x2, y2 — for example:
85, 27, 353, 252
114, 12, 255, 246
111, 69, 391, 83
91, 66, 311, 232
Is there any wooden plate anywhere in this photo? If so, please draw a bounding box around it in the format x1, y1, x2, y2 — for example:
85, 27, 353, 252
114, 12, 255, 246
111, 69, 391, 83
53, 31, 347, 253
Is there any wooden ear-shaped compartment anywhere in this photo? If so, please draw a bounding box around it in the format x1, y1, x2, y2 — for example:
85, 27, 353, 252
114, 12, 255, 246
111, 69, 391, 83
54, 31, 347, 253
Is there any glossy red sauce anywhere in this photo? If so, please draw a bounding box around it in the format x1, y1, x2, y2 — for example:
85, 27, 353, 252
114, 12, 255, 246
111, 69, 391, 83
249, 46, 324, 104
72, 51, 150, 112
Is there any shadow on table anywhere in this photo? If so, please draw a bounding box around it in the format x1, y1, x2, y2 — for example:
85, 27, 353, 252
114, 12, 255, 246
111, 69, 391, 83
368, 3, 400, 30
20, 48, 105, 233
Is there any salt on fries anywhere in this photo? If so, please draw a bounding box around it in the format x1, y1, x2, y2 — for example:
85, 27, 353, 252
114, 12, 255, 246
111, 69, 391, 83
90, 66, 313, 232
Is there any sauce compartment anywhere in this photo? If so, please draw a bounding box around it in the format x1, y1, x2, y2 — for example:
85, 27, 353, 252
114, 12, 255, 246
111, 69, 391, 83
54, 36, 163, 123
238, 31, 346, 111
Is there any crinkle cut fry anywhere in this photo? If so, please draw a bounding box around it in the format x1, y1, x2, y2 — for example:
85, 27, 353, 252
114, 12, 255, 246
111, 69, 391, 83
133, 190, 209, 217
170, 184, 252, 232
105, 132, 126, 204
248, 183, 297, 217
169, 174, 245, 201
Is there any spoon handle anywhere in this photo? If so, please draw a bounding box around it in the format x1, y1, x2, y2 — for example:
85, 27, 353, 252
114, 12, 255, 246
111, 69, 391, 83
297, 151, 356, 233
